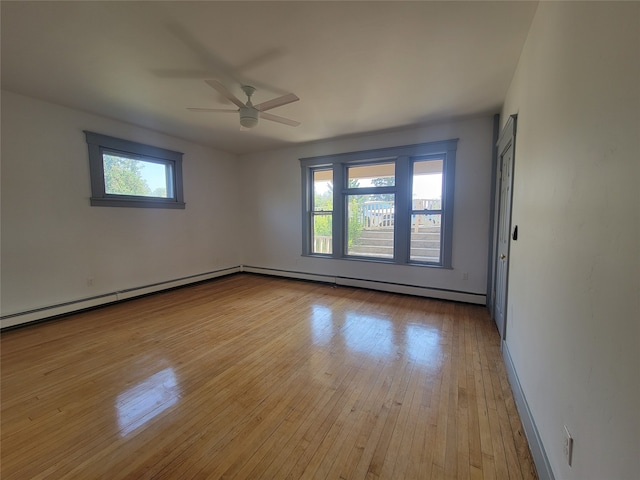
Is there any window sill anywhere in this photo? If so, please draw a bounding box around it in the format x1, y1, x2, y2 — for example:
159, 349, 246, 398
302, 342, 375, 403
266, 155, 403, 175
302, 253, 450, 269
90, 197, 186, 209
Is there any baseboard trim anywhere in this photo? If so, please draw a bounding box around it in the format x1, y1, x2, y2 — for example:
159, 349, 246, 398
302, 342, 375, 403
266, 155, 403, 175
241, 265, 487, 304
0, 267, 241, 329
502, 341, 555, 480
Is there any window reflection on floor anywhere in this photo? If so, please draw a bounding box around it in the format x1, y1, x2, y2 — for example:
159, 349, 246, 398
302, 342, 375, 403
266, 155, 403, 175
405, 324, 441, 366
343, 312, 394, 357
116, 367, 180, 436
309, 305, 442, 366
311, 305, 333, 345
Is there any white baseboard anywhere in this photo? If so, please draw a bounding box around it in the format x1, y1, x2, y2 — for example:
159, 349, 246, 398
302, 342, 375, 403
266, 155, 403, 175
241, 265, 487, 304
502, 341, 555, 480
0, 267, 241, 329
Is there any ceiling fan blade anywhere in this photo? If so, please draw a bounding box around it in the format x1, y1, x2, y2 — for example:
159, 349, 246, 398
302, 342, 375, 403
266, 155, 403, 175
261, 112, 301, 127
164, 23, 288, 95
205, 80, 245, 109
152, 68, 214, 79
235, 48, 286, 75
255, 93, 299, 112
187, 108, 237, 113
167, 23, 238, 82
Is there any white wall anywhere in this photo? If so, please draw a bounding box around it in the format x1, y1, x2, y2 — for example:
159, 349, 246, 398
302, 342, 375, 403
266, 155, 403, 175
1, 91, 241, 319
238, 116, 494, 300
501, 2, 639, 479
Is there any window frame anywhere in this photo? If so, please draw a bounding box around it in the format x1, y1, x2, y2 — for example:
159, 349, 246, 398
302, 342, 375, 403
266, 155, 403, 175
300, 139, 457, 268
84, 131, 186, 209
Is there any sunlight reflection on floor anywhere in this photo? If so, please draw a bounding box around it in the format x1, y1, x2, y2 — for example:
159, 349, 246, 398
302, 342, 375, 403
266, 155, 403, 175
310, 303, 442, 367
116, 367, 180, 436
405, 324, 442, 366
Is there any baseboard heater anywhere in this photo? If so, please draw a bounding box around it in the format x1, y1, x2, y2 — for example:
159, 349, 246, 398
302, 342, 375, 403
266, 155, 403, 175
0, 267, 241, 329
242, 266, 487, 305
2, 265, 486, 329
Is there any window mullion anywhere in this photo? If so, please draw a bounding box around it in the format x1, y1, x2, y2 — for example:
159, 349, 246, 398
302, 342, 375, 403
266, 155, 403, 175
442, 147, 457, 268
344, 186, 395, 196
301, 166, 312, 255
394, 156, 411, 263
411, 209, 443, 215
166, 164, 173, 198
332, 163, 345, 258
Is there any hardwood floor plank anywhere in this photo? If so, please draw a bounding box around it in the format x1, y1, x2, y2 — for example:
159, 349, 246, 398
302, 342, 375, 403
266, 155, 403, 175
465, 315, 484, 474
1, 274, 537, 480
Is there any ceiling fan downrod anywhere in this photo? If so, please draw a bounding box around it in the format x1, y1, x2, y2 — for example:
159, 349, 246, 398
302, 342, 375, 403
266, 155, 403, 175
239, 85, 259, 128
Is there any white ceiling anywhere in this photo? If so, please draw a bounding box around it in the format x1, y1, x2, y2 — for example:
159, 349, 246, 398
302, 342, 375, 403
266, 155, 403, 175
1, 1, 538, 155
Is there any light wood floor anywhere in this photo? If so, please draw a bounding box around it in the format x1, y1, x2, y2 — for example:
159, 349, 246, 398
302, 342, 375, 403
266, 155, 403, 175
1, 274, 537, 479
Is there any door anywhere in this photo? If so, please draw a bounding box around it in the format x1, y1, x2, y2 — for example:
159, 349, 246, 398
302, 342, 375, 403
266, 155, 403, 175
493, 115, 516, 339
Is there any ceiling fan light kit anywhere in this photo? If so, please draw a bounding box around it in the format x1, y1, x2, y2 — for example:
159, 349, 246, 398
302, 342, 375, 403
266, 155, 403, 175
239, 107, 259, 128
188, 79, 300, 129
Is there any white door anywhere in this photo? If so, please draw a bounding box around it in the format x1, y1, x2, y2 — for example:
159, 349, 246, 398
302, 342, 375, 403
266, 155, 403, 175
494, 116, 516, 339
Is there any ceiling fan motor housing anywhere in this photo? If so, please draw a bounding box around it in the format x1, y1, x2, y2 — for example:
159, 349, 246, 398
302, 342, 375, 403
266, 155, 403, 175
239, 106, 259, 128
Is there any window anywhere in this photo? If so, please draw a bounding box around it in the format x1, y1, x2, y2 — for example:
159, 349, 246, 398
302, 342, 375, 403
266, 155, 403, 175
311, 169, 333, 254
301, 140, 457, 268
85, 131, 185, 209
411, 159, 443, 263
346, 162, 395, 259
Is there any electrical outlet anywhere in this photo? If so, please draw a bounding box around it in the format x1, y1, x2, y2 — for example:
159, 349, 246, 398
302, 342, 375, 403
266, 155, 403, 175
462, 272, 469, 281
563, 425, 573, 466
87, 277, 94, 287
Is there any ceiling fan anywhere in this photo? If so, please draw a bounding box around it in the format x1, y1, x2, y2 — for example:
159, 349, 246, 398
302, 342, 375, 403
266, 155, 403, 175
188, 79, 300, 129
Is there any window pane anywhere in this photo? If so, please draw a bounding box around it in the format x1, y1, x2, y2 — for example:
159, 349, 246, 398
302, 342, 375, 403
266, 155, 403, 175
313, 169, 333, 210
103, 154, 171, 198
410, 213, 441, 263
347, 194, 394, 258
348, 163, 395, 188
412, 159, 442, 210
312, 214, 332, 254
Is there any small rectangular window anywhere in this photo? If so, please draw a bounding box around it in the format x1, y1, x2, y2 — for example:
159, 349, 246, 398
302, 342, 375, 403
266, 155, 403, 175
311, 169, 333, 254
410, 159, 443, 263
85, 131, 185, 209
347, 162, 395, 188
